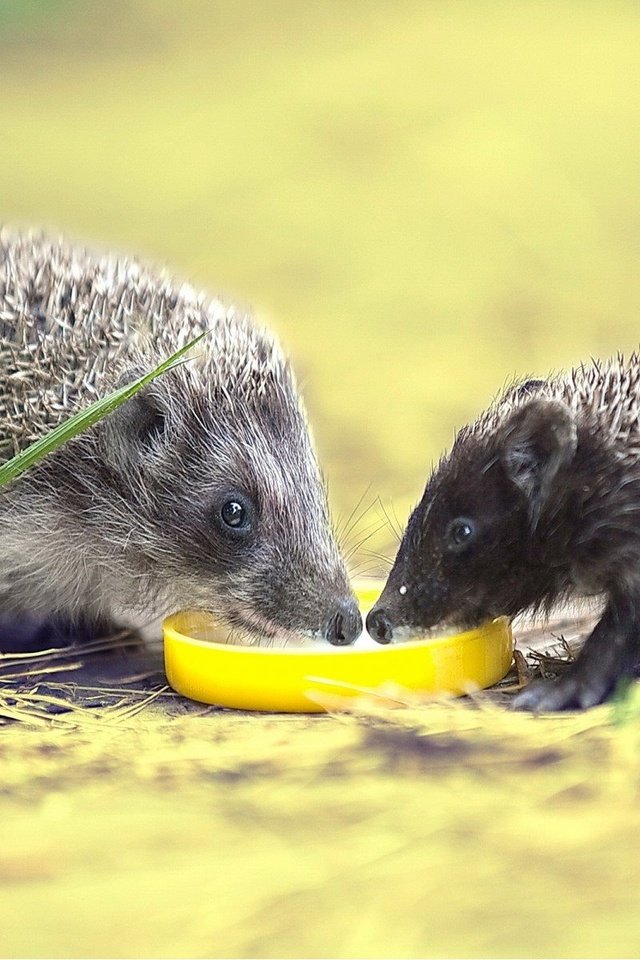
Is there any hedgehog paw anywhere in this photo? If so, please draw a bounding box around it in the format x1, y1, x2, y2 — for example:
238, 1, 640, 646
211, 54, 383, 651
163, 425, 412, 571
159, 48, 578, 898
511, 674, 614, 712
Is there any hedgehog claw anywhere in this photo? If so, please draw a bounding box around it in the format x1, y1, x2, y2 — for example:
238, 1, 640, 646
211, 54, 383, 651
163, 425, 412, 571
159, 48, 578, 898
512, 673, 617, 712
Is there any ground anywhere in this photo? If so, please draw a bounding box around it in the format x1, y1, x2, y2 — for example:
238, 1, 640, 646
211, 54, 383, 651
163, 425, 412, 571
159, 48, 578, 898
2, 613, 640, 959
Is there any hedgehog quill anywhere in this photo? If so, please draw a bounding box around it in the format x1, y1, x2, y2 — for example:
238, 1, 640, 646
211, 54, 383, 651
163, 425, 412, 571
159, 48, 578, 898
0, 231, 361, 647
367, 370, 640, 711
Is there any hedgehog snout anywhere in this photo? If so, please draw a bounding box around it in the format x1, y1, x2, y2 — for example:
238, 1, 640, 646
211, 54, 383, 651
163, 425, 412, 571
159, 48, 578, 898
324, 597, 362, 646
366, 606, 394, 644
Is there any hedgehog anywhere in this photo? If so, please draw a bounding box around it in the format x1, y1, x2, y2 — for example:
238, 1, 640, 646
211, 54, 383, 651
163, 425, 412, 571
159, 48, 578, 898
0, 230, 361, 648
366, 363, 640, 710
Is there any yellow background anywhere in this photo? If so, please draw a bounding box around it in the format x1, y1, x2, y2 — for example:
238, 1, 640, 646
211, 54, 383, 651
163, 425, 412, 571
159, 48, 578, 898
2, 0, 639, 564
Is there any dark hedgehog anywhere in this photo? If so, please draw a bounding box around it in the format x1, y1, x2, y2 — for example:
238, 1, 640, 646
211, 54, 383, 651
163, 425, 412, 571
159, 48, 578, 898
0, 231, 361, 647
367, 363, 640, 710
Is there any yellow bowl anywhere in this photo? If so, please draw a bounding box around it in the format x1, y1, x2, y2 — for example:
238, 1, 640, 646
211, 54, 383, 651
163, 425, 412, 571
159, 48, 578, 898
163, 584, 513, 713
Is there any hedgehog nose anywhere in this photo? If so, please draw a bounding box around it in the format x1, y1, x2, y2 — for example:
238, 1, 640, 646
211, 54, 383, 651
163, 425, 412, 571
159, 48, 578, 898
366, 607, 394, 645
325, 599, 362, 646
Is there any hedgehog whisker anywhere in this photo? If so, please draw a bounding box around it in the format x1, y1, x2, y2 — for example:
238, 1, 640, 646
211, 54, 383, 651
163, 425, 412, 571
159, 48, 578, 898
336, 489, 378, 550
343, 521, 389, 564
375, 496, 402, 542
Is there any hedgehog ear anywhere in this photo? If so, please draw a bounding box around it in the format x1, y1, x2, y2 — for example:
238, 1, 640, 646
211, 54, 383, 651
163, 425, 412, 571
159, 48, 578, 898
499, 399, 577, 527
99, 370, 172, 473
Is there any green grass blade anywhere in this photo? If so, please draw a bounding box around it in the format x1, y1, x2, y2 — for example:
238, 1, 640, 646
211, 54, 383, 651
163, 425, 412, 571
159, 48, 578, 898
0, 331, 207, 489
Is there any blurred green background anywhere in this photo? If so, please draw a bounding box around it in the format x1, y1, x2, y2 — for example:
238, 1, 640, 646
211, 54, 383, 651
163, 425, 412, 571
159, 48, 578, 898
2, 0, 639, 561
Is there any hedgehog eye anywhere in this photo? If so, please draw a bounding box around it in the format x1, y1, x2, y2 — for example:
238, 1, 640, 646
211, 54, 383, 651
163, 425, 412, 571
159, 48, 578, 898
445, 517, 476, 553
214, 493, 255, 539
221, 500, 245, 528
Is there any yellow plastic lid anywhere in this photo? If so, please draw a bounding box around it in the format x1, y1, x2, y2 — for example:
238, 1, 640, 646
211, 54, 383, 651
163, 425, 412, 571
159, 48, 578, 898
163, 581, 513, 713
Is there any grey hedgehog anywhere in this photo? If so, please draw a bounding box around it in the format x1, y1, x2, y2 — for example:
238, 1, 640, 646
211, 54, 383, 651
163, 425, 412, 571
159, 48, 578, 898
367, 365, 640, 710
0, 231, 361, 647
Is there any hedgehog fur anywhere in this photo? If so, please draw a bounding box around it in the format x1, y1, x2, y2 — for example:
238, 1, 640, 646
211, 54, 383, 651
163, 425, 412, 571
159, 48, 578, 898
367, 356, 640, 710
0, 230, 361, 647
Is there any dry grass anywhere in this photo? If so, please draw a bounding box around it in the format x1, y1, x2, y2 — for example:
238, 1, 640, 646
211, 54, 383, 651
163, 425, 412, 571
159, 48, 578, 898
2, 615, 640, 957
